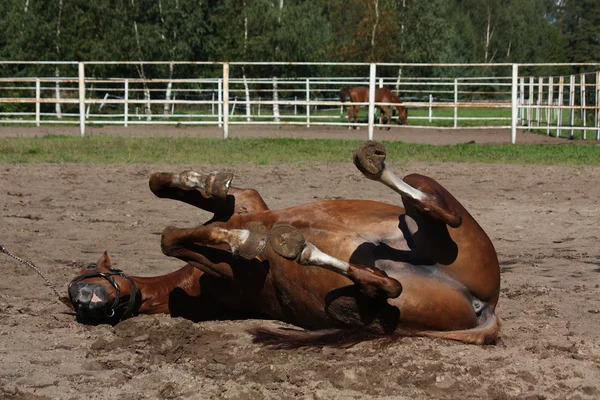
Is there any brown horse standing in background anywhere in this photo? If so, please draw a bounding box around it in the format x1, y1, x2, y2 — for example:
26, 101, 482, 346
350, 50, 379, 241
342, 86, 408, 129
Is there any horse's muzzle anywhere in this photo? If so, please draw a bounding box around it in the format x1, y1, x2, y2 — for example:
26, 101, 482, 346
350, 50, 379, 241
69, 282, 111, 321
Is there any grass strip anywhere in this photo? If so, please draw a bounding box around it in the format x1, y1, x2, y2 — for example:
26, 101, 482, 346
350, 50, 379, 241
1, 136, 599, 165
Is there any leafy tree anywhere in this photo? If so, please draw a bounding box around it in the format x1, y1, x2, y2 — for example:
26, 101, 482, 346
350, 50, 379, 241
558, 0, 600, 65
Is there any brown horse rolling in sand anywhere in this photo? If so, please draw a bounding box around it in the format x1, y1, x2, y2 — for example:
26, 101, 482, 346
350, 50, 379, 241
342, 86, 408, 129
68, 141, 500, 346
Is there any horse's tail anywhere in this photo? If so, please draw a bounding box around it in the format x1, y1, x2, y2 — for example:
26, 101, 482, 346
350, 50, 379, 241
411, 307, 500, 345
249, 308, 499, 348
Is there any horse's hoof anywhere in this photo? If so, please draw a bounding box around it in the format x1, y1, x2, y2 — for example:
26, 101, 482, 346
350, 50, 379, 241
205, 172, 234, 199
269, 224, 306, 260
353, 141, 386, 179
234, 229, 267, 260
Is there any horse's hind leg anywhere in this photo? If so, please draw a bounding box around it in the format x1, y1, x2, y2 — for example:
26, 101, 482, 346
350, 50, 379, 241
353, 141, 461, 227
348, 106, 359, 130
149, 171, 269, 218
353, 140, 500, 307
268, 224, 402, 300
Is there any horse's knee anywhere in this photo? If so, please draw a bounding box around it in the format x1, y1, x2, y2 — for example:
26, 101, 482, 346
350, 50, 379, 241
399, 174, 462, 228
235, 188, 269, 213
149, 172, 174, 197
160, 226, 181, 257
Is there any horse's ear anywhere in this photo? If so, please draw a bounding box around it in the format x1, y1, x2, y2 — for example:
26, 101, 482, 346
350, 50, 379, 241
97, 251, 112, 268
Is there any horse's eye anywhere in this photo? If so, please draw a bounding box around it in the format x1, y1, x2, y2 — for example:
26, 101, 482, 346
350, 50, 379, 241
86, 263, 97, 269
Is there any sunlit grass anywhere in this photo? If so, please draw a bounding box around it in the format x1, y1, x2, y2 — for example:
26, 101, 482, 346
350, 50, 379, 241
0, 135, 599, 165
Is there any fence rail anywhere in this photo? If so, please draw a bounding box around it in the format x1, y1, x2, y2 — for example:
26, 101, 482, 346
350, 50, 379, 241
1, 61, 599, 142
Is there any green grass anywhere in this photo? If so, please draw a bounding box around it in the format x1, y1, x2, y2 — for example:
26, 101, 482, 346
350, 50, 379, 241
1, 135, 599, 165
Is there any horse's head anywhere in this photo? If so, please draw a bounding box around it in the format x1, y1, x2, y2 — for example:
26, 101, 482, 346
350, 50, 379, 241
398, 106, 408, 125
68, 252, 137, 324
339, 87, 351, 102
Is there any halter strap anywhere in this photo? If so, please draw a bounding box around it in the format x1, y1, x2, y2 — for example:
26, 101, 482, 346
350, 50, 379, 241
68, 270, 137, 321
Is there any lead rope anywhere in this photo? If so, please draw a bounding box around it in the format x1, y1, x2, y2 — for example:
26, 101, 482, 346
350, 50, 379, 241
0, 244, 65, 303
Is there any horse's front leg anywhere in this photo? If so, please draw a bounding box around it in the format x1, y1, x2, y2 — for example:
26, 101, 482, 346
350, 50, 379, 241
380, 106, 392, 130
149, 171, 269, 219
160, 224, 268, 279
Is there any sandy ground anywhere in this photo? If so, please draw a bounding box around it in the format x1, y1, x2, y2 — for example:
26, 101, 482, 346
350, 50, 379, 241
0, 126, 599, 399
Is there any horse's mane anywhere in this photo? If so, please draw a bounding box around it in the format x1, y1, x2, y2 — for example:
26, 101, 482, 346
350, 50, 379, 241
383, 87, 401, 103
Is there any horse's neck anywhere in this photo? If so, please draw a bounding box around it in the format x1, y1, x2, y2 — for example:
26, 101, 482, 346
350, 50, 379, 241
134, 264, 202, 314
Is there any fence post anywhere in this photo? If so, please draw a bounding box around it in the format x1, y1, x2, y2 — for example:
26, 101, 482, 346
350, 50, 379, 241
306, 78, 310, 128
218, 79, 223, 128
511, 64, 518, 144
454, 79, 458, 128
537, 77, 543, 126
429, 94, 433, 123
223, 63, 229, 139
596, 71, 600, 140
378, 77, 383, 88
519, 77, 525, 124
528, 77, 534, 127
569, 75, 575, 139
123, 79, 129, 127
557, 76, 564, 138
547, 77, 553, 136
78, 62, 86, 137
581, 73, 586, 140
368, 63, 377, 140
35, 78, 40, 127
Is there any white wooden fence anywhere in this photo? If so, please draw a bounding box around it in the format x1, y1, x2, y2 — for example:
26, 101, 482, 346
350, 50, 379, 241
1, 61, 599, 143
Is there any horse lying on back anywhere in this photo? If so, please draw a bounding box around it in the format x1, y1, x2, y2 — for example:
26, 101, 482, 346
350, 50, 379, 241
68, 141, 500, 346
341, 86, 408, 128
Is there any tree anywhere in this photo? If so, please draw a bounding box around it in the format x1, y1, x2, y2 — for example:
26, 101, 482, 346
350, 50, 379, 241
558, 0, 600, 65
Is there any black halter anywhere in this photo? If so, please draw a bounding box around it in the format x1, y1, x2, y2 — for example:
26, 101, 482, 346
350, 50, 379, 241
68, 269, 138, 322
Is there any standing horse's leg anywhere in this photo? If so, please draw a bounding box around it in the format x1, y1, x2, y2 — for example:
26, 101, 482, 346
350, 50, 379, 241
149, 171, 269, 219
353, 106, 360, 130
347, 106, 353, 130
380, 106, 392, 130
348, 106, 359, 130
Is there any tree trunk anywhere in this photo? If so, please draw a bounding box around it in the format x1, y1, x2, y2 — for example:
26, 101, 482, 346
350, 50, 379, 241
133, 21, 152, 120
371, 0, 379, 62
484, 4, 494, 63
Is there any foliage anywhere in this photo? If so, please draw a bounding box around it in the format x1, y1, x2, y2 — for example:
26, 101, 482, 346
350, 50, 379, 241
1, 0, 596, 78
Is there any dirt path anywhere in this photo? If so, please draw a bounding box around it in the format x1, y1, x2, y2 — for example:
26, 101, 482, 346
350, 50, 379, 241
1, 158, 599, 399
